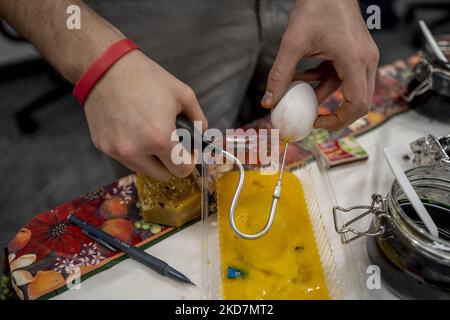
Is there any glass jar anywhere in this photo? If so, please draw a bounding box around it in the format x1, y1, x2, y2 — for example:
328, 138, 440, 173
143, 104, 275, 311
405, 37, 450, 122
334, 165, 450, 292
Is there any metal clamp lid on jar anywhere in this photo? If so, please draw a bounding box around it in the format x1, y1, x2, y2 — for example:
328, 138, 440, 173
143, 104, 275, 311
333, 193, 391, 243
410, 134, 450, 168
333, 134, 450, 244
402, 40, 450, 102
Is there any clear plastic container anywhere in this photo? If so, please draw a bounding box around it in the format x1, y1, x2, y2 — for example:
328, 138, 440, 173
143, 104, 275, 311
200, 145, 347, 299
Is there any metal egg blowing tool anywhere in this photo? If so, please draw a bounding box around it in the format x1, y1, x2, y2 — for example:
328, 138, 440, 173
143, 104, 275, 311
175, 82, 318, 240
175, 114, 284, 240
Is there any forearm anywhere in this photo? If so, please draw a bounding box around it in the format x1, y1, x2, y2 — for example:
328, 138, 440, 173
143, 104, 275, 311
0, 0, 125, 83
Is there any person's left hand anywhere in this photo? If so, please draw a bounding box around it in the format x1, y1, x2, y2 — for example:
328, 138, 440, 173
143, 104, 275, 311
262, 0, 379, 130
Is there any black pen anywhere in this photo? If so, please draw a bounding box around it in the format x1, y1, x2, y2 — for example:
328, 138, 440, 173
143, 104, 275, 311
68, 214, 195, 285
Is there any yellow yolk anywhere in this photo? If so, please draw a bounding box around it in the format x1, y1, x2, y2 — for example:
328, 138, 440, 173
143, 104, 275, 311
217, 170, 329, 300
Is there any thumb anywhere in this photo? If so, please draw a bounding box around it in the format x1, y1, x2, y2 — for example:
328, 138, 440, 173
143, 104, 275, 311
262, 38, 306, 109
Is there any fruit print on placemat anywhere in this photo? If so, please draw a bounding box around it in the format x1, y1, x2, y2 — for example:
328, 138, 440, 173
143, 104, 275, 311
2, 175, 173, 300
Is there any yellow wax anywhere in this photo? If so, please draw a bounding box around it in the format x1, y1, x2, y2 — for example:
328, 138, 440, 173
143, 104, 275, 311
217, 170, 329, 300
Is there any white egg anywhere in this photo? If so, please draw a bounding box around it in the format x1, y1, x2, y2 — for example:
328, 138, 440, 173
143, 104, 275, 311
270, 81, 318, 142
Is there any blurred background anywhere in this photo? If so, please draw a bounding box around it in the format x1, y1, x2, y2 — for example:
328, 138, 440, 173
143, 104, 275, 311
1, 0, 449, 265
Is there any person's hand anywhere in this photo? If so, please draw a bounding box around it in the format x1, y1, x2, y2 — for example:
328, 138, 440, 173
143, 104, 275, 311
262, 0, 379, 130
84, 50, 208, 180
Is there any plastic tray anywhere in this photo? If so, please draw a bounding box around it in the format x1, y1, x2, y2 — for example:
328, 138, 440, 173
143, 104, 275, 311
200, 154, 347, 299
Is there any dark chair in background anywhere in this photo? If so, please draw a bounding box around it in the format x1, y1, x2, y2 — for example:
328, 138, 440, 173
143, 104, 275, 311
404, 1, 450, 47
0, 20, 71, 135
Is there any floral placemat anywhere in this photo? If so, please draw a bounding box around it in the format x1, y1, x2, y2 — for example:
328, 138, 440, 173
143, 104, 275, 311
1, 175, 188, 300
1, 53, 420, 300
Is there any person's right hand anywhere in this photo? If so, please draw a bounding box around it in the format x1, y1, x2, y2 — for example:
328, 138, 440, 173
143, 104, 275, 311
84, 50, 208, 181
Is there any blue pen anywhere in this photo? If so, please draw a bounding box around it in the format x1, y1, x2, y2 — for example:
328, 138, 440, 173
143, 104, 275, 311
68, 214, 195, 285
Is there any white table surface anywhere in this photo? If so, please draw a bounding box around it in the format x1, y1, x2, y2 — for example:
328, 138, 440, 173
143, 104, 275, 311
55, 110, 449, 300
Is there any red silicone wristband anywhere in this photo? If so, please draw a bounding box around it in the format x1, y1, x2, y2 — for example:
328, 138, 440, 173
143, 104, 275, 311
73, 39, 140, 105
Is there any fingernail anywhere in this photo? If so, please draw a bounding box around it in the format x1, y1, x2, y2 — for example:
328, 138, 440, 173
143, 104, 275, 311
261, 90, 273, 108
313, 116, 324, 128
